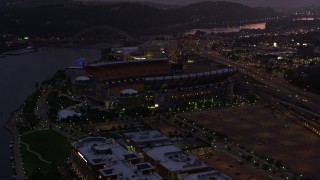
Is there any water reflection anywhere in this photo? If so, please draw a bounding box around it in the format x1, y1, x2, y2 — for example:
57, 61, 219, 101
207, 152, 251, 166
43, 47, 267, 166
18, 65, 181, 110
0, 45, 109, 179
186, 22, 266, 34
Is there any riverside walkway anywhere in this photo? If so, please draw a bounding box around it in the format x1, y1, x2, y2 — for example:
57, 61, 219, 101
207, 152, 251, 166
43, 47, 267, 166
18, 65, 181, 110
3, 110, 25, 180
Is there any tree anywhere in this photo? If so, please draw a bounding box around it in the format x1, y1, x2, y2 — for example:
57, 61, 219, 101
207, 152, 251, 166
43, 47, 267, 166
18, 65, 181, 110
262, 164, 269, 171
267, 158, 274, 164
246, 155, 253, 162
275, 161, 283, 168
29, 169, 45, 180
254, 162, 260, 167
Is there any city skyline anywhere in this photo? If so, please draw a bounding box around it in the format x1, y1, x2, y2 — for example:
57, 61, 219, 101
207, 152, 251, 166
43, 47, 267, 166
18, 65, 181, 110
1, 0, 320, 179
73, 0, 320, 8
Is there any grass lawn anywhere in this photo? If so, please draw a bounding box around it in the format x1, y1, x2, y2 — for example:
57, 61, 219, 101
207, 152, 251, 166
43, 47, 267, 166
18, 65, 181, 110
20, 143, 61, 179
20, 142, 51, 176
21, 129, 71, 166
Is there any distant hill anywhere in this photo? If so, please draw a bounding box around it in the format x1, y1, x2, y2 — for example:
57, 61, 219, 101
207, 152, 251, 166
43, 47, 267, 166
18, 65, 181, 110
0, 1, 279, 37
177, 1, 277, 25
131, 1, 182, 9
76, 0, 320, 8
2, 0, 320, 9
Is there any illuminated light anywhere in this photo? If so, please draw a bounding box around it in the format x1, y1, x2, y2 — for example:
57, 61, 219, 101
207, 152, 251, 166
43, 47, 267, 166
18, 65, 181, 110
76, 58, 85, 66
133, 57, 146, 60
24, 37, 29, 40
155, 104, 159, 108
78, 152, 87, 163
273, 42, 277, 47
187, 59, 194, 63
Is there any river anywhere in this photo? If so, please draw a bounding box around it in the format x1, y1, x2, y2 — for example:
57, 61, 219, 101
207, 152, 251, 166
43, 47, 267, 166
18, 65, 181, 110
186, 22, 266, 34
0, 45, 110, 179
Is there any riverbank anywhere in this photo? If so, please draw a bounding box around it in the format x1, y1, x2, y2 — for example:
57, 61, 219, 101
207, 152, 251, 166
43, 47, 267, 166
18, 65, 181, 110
1, 46, 37, 56
3, 108, 25, 180
0, 43, 29, 54
0, 42, 111, 179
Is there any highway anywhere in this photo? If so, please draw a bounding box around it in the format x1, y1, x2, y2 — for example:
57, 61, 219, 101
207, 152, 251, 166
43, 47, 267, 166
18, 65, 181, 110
194, 48, 320, 138
198, 51, 320, 116
244, 82, 320, 136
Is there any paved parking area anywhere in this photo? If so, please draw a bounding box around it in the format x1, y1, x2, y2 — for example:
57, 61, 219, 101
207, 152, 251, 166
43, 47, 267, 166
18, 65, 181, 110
183, 105, 320, 179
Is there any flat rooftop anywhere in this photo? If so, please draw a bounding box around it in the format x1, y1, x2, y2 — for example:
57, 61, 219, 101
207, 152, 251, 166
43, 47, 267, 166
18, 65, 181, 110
99, 162, 162, 180
124, 130, 170, 143
144, 145, 208, 172
178, 170, 231, 180
73, 137, 162, 180
73, 137, 139, 165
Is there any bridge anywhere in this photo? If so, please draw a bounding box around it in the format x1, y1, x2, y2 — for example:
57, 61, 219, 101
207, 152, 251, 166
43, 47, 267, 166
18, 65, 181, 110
71, 26, 134, 42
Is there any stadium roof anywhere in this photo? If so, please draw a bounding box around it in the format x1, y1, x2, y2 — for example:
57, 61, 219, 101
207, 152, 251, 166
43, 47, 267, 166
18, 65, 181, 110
75, 76, 90, 81
121, 89, 138, 95
86, 58, 168, 67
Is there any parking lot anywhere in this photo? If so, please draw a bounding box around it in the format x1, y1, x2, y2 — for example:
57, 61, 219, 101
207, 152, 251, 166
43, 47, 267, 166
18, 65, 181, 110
198, 149, 272, 180
183, 105, 320, 179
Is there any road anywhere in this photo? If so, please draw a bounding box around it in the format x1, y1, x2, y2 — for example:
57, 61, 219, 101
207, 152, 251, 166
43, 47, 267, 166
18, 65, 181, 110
34, 89, 85, 142
249, 84, 320, 136
198, 51, 320, 116
3, 110, 25, 180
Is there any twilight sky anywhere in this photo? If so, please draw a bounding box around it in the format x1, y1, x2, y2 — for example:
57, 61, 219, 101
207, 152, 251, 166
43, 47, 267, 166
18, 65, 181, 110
78, 0, 320, 8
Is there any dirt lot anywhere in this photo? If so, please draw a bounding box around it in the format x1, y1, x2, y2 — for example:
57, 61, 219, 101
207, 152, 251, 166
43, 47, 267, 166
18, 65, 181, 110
182, 105, 320, 179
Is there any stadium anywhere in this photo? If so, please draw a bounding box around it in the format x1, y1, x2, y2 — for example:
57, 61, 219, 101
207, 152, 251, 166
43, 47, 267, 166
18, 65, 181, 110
72, 57, 238, 109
